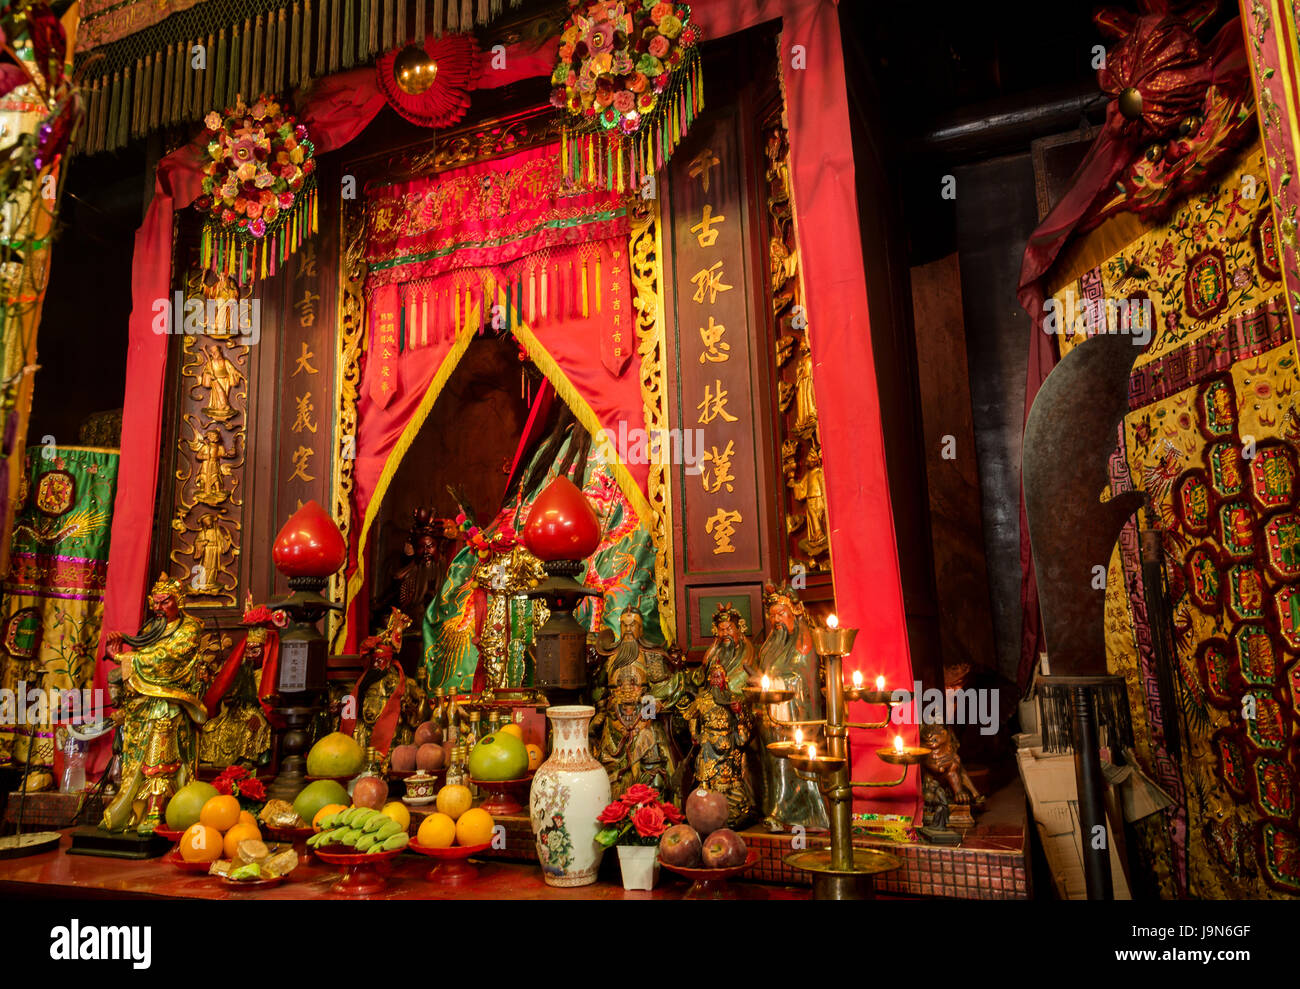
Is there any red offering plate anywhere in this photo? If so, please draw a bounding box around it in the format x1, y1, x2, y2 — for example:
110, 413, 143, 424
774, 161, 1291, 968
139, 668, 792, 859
313, 845, 404, 896
263, 824, 316, 856
468, 774, 533, 816
407, 840, 492, 886
163, 849, 215, 874
660, 849, 760, 899
152, 825, 184, 853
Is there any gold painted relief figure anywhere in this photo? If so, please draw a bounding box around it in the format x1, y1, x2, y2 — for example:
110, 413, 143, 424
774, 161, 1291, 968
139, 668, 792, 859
198, 343, 244, 421
591, 607, 685, 801
190, 514, 234, 592
791, 445, 829, 557
792, 344, 818, 438
184, 421, 236, 506
101, 575, 210, 834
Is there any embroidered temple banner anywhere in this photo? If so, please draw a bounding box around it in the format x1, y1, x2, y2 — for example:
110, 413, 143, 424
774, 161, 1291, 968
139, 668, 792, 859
1050, 143, 1300, 897
0, 445, 118, 784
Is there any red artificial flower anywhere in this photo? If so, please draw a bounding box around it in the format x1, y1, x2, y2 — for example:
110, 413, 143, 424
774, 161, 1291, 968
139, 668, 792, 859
220, 765, 249, 782
632, 804, 667, 839
621, 783, 658, 806
597, 802, 629, 824
239, 778, 266, 801
661, 802, 685, 824
212, 778, 233, 796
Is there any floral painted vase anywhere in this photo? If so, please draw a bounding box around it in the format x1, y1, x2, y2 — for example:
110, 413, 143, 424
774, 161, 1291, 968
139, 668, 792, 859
529, 705, 610, 887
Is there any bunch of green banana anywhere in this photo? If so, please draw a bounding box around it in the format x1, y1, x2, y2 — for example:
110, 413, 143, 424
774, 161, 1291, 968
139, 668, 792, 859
307, 806, 410, 854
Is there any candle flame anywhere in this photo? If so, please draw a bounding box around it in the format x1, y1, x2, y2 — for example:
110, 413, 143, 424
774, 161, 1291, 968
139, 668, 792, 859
893, 735, 904, 754
851, 670, 863, 688
876, 675, 886, 692
827, 614, 839, 629
794, 727, 803, 746
809, 743, 817, 761
761, 674, 770, 692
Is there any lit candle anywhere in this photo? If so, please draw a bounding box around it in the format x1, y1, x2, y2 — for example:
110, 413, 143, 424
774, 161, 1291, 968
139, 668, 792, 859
851, 670, 863, 689
794, 727, 803, 746
827, 613, 839, 629
893, 735, 904, 755
761, 674, 770, 692
876, 675, 886, 692
809, 743, 817, 761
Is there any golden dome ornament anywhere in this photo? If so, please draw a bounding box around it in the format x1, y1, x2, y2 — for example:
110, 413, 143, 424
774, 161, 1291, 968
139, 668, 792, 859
394, 44, 438, 95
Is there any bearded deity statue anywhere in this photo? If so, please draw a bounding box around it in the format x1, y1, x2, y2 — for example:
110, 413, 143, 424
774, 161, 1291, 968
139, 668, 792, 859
101, 575, 211, 834
756, 584, 829, 832
344, 608, 414, 756
591, 606, 685, 801
198, 625, 271, 768
680, 603, 757, 827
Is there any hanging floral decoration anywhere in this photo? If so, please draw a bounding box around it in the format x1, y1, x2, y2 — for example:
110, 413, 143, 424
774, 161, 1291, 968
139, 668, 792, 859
550, 0, 703, 193
193, 95, 318, 285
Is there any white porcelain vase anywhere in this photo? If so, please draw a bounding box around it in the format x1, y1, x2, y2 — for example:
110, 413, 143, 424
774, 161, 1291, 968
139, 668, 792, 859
529, 705, 611, 887
617, 844, 659, 891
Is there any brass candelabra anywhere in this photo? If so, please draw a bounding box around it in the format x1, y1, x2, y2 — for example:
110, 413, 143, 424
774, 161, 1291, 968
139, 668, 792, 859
747, 619, 929, 900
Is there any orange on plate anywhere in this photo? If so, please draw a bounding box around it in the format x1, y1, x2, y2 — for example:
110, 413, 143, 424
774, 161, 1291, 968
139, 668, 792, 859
199, 794, 241, 832
180, 823, 222, 863
313, 803, 348, 832
498, 722, 523, 739
525, 743, 543, 772
435, 784, 472, 821
455, 807, 494, 847
417, 812, 456, 849
238, 810, 258, 829
223, 822, 262, 859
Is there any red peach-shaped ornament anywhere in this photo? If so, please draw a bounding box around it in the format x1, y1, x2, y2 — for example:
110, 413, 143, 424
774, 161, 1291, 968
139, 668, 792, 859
272, 499, 346, 577
523, 477, 601, 561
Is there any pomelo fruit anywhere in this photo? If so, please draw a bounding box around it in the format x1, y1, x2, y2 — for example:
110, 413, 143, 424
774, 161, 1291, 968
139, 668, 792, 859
293, 778, 350, 829
164, 780, 220, 831
468, 732, 529, 781
305, 732, 364, 778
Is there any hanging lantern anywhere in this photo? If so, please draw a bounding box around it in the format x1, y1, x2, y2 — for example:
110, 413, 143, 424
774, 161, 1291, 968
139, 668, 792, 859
550, 1, 703, 194
376, 34, 481, 128
193, 95, 318, 286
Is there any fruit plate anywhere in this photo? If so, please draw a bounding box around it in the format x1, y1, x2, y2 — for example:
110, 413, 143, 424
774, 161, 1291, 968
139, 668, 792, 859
163, 849, 216, 874
313, 845, 405, 896
223, 873, 287, 889
467, 774, 533, 816
264, 824, 316, 855
407, 839, 492, 885
660, 848, 760, 898
151, 825, 184, 842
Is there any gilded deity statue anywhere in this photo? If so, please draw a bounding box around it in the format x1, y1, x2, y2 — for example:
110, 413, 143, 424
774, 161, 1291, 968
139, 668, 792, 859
101, 575, 211, 834
592, 607, 685, 801
474, 542, 548, 691
756, 584, 829, 832
198, 626, 271, 768
680, 604, 757, 827
190, 514, 233, 593
350, 608, 414, 755
198, 343, 244, 421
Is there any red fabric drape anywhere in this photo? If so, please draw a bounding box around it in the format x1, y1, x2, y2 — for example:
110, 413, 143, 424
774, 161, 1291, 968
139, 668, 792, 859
101, 0, 915, 816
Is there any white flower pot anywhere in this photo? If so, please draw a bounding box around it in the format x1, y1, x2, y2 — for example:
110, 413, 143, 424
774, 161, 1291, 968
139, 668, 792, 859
529, 705, 611, 887
617, 844, 660, 891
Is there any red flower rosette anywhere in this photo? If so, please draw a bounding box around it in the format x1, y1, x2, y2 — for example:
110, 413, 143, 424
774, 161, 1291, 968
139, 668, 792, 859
598, 801, 630, 825
631, 804, 667, 839
620, 783, 659, 806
